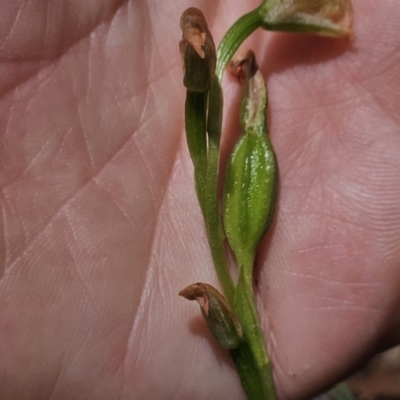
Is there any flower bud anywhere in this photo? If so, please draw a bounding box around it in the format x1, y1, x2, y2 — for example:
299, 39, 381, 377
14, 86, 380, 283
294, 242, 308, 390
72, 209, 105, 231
223, 51, 278, 269
261, 0, 353, 37
179, 283, 242, 349
179, 8, 216, 92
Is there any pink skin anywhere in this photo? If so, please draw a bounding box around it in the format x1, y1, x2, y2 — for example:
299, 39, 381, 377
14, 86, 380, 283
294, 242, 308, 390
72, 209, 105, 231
0, 1, 399, 399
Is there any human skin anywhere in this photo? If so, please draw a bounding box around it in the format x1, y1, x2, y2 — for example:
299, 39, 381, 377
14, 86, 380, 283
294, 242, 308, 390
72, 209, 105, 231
0, 0, 399, 399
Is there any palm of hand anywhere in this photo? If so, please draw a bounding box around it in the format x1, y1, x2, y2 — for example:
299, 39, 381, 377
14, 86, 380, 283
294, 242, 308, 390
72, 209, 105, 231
0, 1, 399, 399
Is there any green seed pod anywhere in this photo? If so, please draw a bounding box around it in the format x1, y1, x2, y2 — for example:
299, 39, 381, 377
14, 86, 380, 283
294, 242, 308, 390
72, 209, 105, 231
179, 283, 243, 349
224, 134, 277, 268
223, 51, 278, 269
179, 8, 216, 93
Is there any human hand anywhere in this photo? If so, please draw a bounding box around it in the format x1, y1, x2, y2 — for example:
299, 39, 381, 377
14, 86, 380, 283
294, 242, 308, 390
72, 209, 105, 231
0, 1, 399, 399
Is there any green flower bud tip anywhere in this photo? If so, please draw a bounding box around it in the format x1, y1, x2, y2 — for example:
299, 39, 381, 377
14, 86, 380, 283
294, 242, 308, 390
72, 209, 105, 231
179, 8, 216, 92
179, 283, 243, 349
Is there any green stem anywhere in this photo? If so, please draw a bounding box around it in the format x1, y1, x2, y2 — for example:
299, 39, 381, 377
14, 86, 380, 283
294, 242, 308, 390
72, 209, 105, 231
185, 91, 208, 213
204, 139, 235, 305
216, 9, 277, 398
205, 77, 235, 305
232, 266, 275, 400
185, 84, 235, 305
216, 7, 263, 81
184, 6, 277, 399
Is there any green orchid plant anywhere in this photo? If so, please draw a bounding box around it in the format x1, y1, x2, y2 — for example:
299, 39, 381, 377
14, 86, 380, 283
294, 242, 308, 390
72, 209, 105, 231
178, 1, 353, 399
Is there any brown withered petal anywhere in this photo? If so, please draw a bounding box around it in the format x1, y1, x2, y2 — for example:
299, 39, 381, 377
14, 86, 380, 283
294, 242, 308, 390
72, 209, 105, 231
179, 283, 210, 313
227, 50, 267, 132
180, 8, 209, 59
228, 50, 258, 84
179, 283, 243, 349
179, 8, 216, 92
